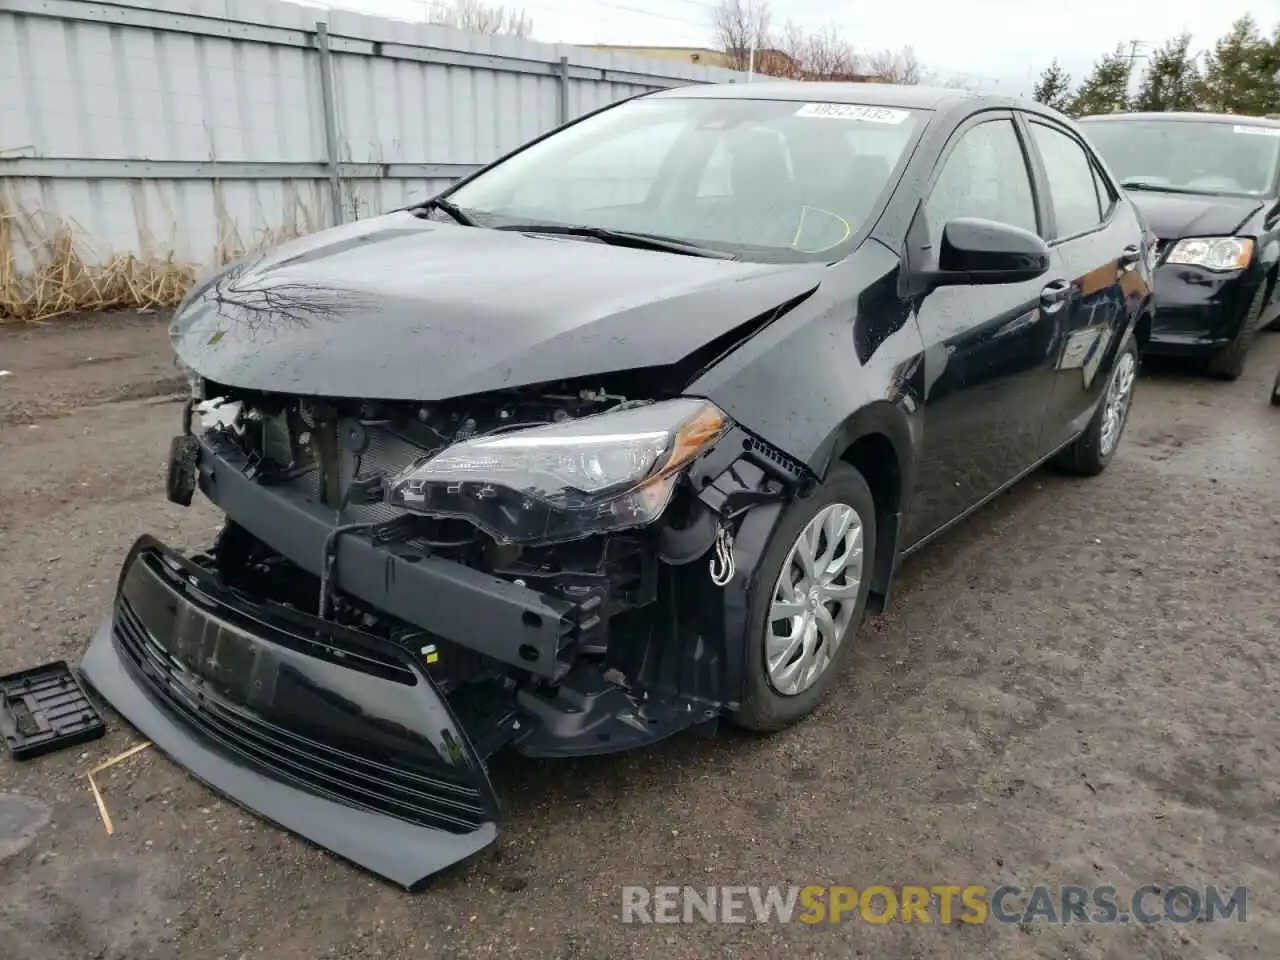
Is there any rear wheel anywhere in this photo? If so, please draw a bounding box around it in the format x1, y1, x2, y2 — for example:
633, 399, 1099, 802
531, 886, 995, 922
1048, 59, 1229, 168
1054, 334, 1138, 476
734, 463, 876, 732
1207, 283, 1266, 381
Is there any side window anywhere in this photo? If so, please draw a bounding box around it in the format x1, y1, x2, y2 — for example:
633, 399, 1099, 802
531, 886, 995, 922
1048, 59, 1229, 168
1029, 122, 1104, 238
925, 119, 1037, 252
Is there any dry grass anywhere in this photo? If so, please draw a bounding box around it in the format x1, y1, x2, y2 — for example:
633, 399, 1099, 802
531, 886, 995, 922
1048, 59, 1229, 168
0, 202, 199, 323
212, 180, 322, 268
0, 183, 323, 324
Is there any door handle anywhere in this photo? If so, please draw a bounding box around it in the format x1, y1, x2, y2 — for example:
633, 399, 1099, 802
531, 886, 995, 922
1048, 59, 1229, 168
1040, 279, 1071, 312
1118, 244, 1141, 269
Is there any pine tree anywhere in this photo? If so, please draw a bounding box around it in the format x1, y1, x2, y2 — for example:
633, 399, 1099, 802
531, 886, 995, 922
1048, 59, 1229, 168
1068, 46, 1131, 117
1196, 16, 1278, 115
1258, 23, 1280, 114
1032, 60, 1073, 112
1132, 33, 1199, 112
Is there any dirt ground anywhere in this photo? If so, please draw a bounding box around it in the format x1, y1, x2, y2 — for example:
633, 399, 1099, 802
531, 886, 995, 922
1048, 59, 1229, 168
1, 312, 1278, 960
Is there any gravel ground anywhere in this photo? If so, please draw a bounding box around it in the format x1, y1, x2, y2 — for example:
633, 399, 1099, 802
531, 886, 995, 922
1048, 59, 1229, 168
1, 312, 1278, 960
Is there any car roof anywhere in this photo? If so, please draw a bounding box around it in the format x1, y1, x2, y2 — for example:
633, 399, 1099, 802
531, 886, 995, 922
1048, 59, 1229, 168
651, 81, 984, 111
1078, 111, 1280, 127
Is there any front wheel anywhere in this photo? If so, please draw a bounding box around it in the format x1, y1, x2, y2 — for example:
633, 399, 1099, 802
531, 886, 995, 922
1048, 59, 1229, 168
1207, 283, 1266, 381
733, 463, 876, 732
1054, 334, 1138, 476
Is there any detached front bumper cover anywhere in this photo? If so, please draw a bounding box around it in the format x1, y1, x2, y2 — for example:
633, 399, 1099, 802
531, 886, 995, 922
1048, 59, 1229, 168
79, 536, 499, 889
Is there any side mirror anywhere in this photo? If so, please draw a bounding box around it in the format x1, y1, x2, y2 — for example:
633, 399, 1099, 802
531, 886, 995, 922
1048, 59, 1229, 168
929, 217, 1050, 287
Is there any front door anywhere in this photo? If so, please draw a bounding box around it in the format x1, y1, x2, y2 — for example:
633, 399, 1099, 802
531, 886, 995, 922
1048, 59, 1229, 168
904, 113, 1060, 546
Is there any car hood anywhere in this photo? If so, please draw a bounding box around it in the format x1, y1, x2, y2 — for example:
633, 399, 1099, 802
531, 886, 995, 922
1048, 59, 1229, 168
1126, 191, 1263, 241
171, 212, 826, 401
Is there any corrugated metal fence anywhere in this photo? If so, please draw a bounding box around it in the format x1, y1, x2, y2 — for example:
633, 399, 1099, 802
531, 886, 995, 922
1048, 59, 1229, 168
0, 0, 746, 279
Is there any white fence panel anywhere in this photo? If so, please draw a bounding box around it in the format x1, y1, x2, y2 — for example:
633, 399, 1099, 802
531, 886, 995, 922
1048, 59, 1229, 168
0, 0, 749, 285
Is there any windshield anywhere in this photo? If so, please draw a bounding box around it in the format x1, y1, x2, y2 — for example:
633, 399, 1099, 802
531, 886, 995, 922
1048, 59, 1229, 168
443, 97, 925, 262
1081, 119, 1280, 197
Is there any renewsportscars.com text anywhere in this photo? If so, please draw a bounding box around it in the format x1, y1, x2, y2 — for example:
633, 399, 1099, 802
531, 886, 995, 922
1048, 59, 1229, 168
621, 884, 1247, 925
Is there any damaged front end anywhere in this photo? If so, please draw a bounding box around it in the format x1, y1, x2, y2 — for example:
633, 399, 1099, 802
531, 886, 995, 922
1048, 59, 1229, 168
81, 374, 810, 887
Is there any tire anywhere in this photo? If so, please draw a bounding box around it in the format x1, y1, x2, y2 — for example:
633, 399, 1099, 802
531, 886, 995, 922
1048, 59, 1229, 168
1265, 273, 1280, 332
1054, 334, 1139, 477
733, 462, 876, 732
1207, 283, 1266, 381
1271, 370, 1280, 406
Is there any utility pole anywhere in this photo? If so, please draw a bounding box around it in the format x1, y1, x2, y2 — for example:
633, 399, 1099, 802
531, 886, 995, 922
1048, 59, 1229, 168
1123, 39, 1147, 97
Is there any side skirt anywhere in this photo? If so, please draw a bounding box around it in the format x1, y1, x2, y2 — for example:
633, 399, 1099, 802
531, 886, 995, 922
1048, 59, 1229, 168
897, 429, 1085, 564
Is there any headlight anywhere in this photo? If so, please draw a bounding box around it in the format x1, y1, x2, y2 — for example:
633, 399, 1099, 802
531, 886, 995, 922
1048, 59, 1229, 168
1165, 237, 1253, 271
386, 398, 728, 544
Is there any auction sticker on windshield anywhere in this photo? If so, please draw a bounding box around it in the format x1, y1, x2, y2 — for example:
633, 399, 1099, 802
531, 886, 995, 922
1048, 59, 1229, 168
795, 103, 910, 124
1233, 125, 1280, 137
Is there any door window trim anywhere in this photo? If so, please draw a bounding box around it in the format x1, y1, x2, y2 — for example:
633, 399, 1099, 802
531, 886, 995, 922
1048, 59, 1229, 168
1020, 114, 1116, 245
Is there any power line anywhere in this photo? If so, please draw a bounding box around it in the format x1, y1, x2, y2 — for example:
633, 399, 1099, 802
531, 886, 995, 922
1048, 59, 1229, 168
653, 0, 720, 10
411, 0, 715, 31
587, 0, 713, 29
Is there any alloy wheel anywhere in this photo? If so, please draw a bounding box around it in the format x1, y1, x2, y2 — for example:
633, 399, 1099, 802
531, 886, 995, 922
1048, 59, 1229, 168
1100, 351, 1136, 457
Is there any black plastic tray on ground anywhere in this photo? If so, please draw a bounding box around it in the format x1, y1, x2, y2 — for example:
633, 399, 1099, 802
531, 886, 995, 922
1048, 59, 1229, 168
1, 661, 106, 760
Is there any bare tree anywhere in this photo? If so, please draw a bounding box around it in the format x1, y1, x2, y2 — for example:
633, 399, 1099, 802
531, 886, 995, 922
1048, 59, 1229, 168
933, 72, 975, 90
429, 0, 533, 38
867, 46, 924, 84
713, 3, 902, 82
711, 0, 773, 72
773, 19, 809, 79
811, 24, 860, 78
780, 21, 859, 79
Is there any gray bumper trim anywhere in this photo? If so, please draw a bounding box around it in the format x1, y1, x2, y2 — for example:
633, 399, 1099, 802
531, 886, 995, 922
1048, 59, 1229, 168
80, 617, 497, 890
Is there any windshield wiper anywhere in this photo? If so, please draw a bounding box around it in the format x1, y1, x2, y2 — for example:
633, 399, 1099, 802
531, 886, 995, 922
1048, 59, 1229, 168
493, 223, 736, 260
418, 196, 475, 226
1119, 180, 1216, 196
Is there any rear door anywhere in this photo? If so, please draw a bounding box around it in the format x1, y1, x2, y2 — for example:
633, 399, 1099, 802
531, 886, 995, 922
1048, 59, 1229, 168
904, 112, 1061, 545
1020, 115, 1136, 450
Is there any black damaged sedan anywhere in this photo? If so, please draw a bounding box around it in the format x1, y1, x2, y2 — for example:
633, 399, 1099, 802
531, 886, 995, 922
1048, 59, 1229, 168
1079, 111, 1280, 380
82, 83, 1152, 888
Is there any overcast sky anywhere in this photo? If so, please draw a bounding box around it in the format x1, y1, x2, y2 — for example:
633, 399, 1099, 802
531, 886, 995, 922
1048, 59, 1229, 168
312, 0, 1279, 97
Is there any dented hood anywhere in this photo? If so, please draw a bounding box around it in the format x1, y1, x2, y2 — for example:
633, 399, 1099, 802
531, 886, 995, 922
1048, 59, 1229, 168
171, 212, 825, 400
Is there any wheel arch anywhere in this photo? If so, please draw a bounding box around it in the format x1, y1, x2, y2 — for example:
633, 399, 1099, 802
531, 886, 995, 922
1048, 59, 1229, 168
815, 401, 917, 614
1261, 259, 1280, 330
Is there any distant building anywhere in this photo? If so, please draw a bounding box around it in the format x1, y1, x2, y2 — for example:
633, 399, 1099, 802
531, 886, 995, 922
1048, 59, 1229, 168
809, 72, 883, 83
582, 45, 880, 83
583, 45, 796, 75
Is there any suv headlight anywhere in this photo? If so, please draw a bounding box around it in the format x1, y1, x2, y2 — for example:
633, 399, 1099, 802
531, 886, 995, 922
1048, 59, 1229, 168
1165, 237, 1253, 271
386, 398, 727, 544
